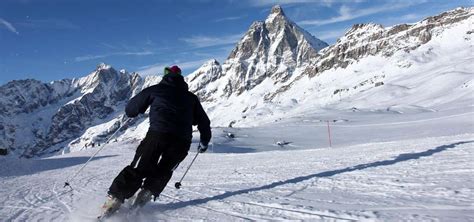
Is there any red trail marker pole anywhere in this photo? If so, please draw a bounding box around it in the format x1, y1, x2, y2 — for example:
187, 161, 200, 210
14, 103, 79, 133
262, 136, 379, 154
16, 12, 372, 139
327, 120, 332, 148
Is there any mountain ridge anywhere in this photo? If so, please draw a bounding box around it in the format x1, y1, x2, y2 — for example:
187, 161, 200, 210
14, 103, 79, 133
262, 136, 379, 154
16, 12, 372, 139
0, 6, 472, 157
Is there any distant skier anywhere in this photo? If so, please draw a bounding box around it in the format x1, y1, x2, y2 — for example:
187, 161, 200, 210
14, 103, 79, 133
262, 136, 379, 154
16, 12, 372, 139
99, 65, 212, 218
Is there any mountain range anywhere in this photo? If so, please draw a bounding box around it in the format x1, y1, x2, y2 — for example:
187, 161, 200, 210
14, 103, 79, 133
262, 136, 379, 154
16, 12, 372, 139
0, 5, 472, 157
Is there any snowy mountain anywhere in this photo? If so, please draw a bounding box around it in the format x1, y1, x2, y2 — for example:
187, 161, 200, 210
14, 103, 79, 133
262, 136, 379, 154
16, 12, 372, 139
0, 6, 473, 157
0, 64, 148, 157
189, 6, 473, 127
187, 5, 328, 102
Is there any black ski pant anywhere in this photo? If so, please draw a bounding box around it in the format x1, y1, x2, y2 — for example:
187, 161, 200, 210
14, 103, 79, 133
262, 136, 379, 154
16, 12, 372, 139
108, 131, 190, 201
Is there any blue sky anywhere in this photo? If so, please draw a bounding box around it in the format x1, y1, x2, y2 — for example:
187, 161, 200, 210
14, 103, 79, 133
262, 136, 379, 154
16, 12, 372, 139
0, 0, 471, 84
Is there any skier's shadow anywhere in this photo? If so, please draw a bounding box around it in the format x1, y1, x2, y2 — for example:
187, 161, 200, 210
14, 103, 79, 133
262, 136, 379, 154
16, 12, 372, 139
163, 140, 472, 210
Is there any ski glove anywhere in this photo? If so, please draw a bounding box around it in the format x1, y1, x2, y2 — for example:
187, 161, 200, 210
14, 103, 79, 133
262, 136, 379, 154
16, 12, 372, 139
198, 143, 208, 153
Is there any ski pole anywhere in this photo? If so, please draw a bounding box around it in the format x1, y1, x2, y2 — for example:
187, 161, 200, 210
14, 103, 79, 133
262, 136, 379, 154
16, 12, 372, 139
175, 146, 201, 189
64, 116, 130, 189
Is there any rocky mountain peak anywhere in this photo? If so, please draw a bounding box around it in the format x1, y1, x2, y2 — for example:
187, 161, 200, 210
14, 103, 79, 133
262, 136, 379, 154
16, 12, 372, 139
188, 5, 328, 100
346, 23, 384, 35
195, 59, 220, 69
338, 23, 385, 43
97, 62, 111, 70
264, 6, 473, 103
95, 66, 117, 81
187, 59, 223, 99
207, 59, 220, 66
74, 64, 124, 92
271, 5, 284, 15
265, 5, 291, 26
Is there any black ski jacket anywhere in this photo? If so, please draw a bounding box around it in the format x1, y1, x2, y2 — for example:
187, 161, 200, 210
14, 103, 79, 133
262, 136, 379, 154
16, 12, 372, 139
125, 73, 211, 145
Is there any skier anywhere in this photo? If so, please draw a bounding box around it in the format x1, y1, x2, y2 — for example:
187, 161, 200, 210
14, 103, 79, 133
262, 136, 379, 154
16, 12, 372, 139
99, 65, 211, 218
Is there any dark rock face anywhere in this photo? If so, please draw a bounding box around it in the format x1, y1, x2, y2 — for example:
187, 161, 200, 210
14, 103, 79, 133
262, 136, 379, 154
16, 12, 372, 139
0, 64, 144, 157
0, 79, 75, 116
0, 79, 78, 155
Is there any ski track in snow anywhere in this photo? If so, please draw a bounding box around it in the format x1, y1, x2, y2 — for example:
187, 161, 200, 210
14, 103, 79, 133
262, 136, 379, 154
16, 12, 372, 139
0, 134, 474, 221
315, 112, 474, 128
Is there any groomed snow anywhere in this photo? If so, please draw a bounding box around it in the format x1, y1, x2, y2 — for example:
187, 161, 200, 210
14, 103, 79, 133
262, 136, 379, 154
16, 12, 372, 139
1, 106, 473, 221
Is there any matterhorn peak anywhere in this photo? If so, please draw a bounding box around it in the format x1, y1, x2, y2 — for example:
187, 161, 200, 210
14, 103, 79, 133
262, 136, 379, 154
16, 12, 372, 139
271, 5, 284, 15
187, 4, 329, 100
266, 5, 288, 23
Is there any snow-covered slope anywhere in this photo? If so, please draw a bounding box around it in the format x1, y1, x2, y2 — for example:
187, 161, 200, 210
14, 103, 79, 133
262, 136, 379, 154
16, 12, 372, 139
189, 6, 473, 127
0, 107, 472, 221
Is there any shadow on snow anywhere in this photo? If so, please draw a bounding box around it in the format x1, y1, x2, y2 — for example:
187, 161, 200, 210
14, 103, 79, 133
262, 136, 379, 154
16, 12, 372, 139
163, 140, 473, 210
209, 145, 256, 153
0, 155, 116, 177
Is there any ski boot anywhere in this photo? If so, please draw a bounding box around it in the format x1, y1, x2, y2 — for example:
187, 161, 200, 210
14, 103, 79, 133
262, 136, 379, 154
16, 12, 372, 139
98, 194, 122, 221
131, 188, 153, 210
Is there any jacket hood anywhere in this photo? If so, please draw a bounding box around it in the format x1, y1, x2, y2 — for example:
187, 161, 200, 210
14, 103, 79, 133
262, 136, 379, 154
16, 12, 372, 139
159, 73, 189, 91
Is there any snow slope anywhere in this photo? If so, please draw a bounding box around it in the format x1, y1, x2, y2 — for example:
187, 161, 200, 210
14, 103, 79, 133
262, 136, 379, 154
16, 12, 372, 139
1, 106, 473, 221
198, 7, 474, 127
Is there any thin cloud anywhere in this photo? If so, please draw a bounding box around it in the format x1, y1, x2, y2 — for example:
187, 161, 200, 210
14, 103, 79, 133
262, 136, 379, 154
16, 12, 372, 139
137, 59, 210, 76
0, 18, 19, 35
314, 27, 350, 42
383, 13, 427, 26
99, 41, 170, 52
214, 15, 247, 22
181, 33, 243, 48
100, 42, 119, 50
400, 14, 421, 21
299, 1, 424, 26
249, 0, 328, 7
17, 18, 80, 30
248, 0, 364, 7
136, 62, 168, 76
75, 51, 154, 62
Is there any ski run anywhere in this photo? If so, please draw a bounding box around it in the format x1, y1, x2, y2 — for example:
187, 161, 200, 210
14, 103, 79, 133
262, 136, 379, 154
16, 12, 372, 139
1, 106, 473, 221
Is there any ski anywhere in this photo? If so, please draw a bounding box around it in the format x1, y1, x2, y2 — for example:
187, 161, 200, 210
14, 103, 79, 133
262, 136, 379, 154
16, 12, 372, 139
97, 195, 122, 221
